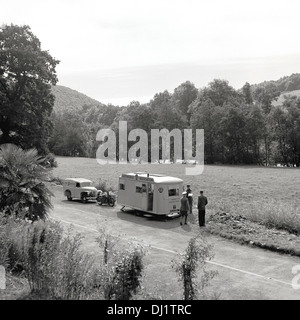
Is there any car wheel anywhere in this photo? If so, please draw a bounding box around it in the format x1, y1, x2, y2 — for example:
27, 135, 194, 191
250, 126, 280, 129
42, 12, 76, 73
81, 194, 88, 203
66, 191, 72, 201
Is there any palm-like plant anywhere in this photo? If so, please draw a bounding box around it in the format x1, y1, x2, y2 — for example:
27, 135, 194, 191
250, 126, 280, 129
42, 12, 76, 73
0, 143, 53, 220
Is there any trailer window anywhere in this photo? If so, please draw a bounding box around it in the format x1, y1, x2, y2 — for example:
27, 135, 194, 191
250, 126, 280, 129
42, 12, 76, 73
119, 183, 125, 190
168, 188, 179, 197
136, 186, 142, 193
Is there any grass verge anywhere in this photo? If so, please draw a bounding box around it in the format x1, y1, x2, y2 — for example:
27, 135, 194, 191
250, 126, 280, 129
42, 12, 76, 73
205, 200, 300, 257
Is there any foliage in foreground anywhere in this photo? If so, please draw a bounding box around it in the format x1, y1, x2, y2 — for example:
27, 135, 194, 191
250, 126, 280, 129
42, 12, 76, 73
172, 234, 218, 300
95, 224, 145, 300
0, 216, 145, 300
0, 143, 53, 220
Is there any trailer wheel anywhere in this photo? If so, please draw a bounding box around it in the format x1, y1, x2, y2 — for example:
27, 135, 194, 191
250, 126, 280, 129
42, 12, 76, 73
66, 191, 72, 201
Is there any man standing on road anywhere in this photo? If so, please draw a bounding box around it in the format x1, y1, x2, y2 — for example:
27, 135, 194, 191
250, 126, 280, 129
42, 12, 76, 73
197, 190, 208, 227
186, 184, 193, 215
180, 191, 190, 225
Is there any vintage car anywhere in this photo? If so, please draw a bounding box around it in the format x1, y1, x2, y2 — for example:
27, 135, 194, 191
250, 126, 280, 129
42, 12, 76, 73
63, 178, 97, 203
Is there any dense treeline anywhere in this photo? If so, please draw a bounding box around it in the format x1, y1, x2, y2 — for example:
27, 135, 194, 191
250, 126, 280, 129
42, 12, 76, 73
50, 76, 300, 167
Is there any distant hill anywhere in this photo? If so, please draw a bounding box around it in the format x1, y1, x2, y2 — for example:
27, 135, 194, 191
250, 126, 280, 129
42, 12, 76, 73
250, 73, 300, 106
52, 74, 300, 112
252, 73, 300, 92
273, 89, 300, 107
51, 85, 103, 112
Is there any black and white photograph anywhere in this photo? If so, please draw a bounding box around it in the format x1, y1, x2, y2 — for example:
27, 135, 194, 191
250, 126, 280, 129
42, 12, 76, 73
1, 0, 300, 307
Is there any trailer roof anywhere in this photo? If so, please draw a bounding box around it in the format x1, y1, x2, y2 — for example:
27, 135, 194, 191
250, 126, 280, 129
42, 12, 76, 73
64, 178, 92, 183
120, 172, 183, 184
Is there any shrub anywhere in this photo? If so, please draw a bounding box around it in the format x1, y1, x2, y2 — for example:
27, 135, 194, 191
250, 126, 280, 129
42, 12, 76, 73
19, 222, 101, 299
0, 213, 26, 272
0, 143, 53, 220
41, 152, 58, 168
48, 176, 63, 185
50, 227, 99, 300
172, 234, 217, 300
20, 220, 63, 292
95, 179, 115, 193
100, 247, 145, 300
95, 225, 145, 300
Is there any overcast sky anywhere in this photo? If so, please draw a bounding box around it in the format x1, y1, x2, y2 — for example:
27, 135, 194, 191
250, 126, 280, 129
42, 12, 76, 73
3, 0, 300, 106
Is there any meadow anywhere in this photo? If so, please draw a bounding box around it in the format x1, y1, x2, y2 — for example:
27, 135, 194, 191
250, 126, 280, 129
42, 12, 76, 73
52, 156, 300, 216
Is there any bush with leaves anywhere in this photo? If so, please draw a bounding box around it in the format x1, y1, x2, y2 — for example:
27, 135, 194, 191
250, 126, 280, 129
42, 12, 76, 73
172, 234, 218, 300
95, 179, 116, 193
0, 143, 53, 220
95, 225, 145, 300
99, 246, 144, 300
0, 213, 27, 272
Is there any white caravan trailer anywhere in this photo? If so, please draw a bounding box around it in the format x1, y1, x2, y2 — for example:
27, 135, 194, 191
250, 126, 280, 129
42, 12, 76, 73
118, 172, 183, 217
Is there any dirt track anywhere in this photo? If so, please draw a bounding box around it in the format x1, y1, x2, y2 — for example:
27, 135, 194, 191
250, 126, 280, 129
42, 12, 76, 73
50, 185, 300, 300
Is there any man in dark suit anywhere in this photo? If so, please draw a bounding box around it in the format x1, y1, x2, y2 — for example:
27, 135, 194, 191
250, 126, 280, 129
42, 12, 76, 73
197, 191, 208, 227
186, 184, 193, 214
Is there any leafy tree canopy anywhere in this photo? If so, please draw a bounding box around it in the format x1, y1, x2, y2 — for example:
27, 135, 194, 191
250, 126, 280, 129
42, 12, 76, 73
0, 24, 59, 154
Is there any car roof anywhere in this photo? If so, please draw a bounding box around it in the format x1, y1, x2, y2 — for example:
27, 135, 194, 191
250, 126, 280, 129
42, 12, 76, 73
64, 178, 92, 183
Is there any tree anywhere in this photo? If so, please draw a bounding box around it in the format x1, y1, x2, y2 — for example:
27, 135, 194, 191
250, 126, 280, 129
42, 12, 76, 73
0, 143, 53, 220
285, 100, 300, 167
199, 79, 242, 107
271, 96, 300, 166
0, 24, 59, 154
190, 98, 222, 164
252, 82, 280, 114
172, 81, 198, 124
242, 82, 253, 105
219, 104, 249, 164
244, 105, 265, 164
150, 90, 187, 130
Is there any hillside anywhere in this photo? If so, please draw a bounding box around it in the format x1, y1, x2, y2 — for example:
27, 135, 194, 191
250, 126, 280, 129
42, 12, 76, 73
51, 74, 300, 112
51, 85, 103, 112
251, 73, 300, 92
273, 89, 300, 107
250, 73, 300, 106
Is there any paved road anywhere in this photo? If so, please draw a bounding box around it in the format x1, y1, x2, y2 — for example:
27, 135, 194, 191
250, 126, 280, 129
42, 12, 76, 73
50, 186, 300, 300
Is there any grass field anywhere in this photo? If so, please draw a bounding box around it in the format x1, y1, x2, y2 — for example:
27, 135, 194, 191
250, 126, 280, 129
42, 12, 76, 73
52, 156, 300, 217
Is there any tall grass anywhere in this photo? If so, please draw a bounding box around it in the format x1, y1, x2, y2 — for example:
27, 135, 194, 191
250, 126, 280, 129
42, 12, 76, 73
209, 198, 300, 235
244, 200, 300, 234
0, 214, 25, 271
